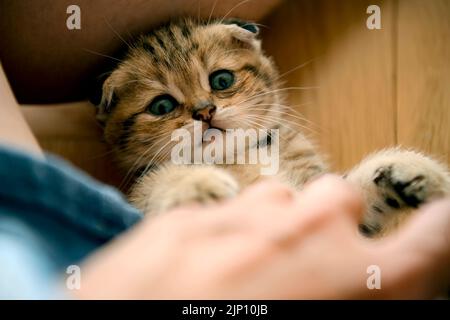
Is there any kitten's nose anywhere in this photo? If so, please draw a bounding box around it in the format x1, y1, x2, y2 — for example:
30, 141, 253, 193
192, 104, 216, 122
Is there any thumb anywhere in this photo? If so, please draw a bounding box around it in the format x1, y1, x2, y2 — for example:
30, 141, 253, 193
377, 198, 450, 298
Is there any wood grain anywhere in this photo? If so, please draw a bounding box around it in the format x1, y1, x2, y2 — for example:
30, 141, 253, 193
262, 0, 397, 172
396, 0, 450, 165
22, 102, 125, 188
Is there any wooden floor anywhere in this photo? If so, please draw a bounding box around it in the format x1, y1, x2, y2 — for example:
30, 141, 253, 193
262, 0, 450, 172
23, 0, 449, 187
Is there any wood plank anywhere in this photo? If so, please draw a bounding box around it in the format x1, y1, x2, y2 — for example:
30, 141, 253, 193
262, 0, 396, 172
397, 0, 450, 165
22, 103, 125, 189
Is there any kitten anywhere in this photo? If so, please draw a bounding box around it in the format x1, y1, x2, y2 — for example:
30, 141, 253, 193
93, 18, 450, 237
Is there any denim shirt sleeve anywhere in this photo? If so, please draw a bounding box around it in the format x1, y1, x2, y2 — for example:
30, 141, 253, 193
0, 145, 143, 299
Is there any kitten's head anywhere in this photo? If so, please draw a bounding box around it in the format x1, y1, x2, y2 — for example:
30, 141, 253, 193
94, 18, 283, 170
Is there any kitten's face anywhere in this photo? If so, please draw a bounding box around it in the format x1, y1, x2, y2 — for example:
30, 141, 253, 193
97, 19, 283, 170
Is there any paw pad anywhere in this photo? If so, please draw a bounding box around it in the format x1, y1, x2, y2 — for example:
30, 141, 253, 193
373, 166, 427, 208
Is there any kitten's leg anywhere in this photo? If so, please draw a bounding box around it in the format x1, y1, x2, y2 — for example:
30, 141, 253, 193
129, 164, 239, 216
345, 148, 450, 237
278, 129, 327, 189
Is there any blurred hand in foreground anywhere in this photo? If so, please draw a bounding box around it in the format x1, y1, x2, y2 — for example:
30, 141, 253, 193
76, 175, 450, 299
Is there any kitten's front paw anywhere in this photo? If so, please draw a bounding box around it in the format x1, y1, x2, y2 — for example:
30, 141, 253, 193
130, 165, 239, 215
346, 149, 450, 236
373, 165, 429, 208
168, 168, 239, 207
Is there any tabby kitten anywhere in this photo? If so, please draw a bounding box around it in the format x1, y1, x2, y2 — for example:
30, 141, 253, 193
94, 18, 450, 237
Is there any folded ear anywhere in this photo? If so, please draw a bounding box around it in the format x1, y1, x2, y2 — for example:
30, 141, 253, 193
223, 19, 260, 44
89, 73, 117, 123
224, 19, 259, 35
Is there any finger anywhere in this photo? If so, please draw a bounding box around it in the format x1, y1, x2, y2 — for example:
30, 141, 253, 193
168, 180, 295, 236
246, 175, 363, 247
188, 179, 298, 241
376, 198, 450, 298
295, 174, 364, 225
238, 178, 295, 204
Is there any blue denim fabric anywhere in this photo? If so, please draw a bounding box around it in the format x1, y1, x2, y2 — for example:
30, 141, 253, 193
0, 145, 142, 299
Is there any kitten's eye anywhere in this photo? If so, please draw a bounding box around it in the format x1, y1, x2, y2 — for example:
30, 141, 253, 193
147, 95, 178, 116
209, 70, 235, 91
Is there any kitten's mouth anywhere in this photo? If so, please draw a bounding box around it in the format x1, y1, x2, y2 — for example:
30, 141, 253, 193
208, 119, 227, 132
201, 126, 224, 145
191, 123, 225, 146
207, 125, 225, 132
204, 121, 226, 135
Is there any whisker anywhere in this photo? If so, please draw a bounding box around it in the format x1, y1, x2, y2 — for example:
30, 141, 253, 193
138, 140, 174, 180
276, 57, 319, 81
248, 109, 321, 134
251, 22, 270, 30
82, 48, 123, 62
88, 147, 117, 160
249, 107, 314, 124
245, 113, 318, 135
237, 117, 291, 144
207, 0, 219, 24
219, 0, 254, 24
241, 103, 321, 130
234, 86, 320, 107
118, 133, 172, 189
103, 16, 133, 50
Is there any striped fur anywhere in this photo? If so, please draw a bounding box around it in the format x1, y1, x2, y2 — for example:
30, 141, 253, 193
95, 18, 449, 237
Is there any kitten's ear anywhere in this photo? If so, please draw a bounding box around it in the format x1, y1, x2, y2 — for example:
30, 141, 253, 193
89, 73, 117, 124
224, 19, 259, 35
223, 19, 260, 43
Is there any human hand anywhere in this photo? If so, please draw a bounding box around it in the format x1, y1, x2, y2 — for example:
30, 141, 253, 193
76, 175, 450, 299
